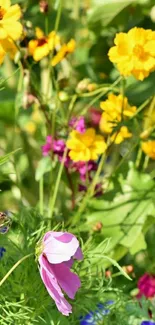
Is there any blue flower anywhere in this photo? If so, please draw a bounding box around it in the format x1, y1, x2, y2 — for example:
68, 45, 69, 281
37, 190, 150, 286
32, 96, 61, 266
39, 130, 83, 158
141, 320, 155, 325
0, 247, 6, 258
80, 300, 114, 325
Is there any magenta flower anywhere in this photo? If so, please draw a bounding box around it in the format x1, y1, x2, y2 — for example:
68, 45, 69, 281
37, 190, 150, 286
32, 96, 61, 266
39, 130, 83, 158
89, 108, 101, 126
38, 231, 83, 316
74, 161, 97, 181
137, 273, 155, 298
42, 136, 53, 156
69, 116, 86, 133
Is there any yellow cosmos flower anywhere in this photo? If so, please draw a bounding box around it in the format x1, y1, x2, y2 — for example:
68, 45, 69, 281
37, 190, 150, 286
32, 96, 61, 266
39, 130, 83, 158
108, 27, 155, 81
51, 39, 76, 66
66, 128, 107, 162
111, 126, 132, 144
28, 27, 60, 61
141, 140, 155, 159
100, 93, 136, 133
0, 38, 17, 64
0, 0, 22, 40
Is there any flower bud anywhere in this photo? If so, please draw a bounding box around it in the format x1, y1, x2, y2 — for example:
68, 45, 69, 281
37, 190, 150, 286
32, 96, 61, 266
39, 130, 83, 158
39, 0, 49, 13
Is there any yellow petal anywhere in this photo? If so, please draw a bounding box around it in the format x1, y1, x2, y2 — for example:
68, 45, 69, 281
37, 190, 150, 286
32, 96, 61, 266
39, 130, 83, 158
33, 44, 49, 61
4, 4, 21, 20
0, 0, 10, 10
35, 27, 44, 40
0, 26, 7, 39
2, 20, 22, 40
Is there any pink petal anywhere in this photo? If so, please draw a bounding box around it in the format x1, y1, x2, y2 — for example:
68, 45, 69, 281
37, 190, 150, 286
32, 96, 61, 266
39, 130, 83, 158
43, 232, 80, 264
74, 247, 83, 260
52, 262, 81, 299
39, 255, 72, 316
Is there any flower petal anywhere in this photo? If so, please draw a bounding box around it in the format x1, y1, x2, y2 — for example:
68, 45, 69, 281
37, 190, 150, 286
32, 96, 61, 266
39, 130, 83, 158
43, 232, 80, 264
39, 255, 72, 316
52, 262, 81, 299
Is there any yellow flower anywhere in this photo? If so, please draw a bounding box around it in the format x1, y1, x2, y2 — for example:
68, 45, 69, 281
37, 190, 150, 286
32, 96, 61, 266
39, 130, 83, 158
142, 140, 155, 159
0, 38, 18, 64
108, 27, 155, 81
111, 126, 132, 144
28, 27, 60, 61
66, 128, 107, 162
24, 121, 36, 134
0, 0, 22, 40
51, 39, 76, 66
99, 93, 136, 134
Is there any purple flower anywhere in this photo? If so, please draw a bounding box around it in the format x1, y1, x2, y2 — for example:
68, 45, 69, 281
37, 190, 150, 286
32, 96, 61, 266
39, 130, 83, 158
38, 231, 83, 316
0, 247, 6, 258
69, 116, 86, 133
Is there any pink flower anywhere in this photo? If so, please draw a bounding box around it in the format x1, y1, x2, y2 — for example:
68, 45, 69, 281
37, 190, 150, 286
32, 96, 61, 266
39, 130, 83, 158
42, 136, 53, 156
38, 231, 83, 316
73, 161, 97, 181
89, 108, 101, 126
69, 116, 86, 133
137, 273, 155, 298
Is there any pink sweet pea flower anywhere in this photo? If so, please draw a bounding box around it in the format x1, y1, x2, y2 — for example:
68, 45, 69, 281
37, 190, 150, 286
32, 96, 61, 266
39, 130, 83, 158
38, 231, 83, 316
137, 273, 155, 298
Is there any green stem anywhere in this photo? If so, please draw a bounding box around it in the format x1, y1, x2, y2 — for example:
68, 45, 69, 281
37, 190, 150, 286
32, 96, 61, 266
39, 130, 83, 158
48, 148, 68, 221
39, 177, 44, 214
143, 155, 149, 171
135, 147, 143, 169
54, 0, 62, 32
80, 76, 122, 115
0, 253, 33, 287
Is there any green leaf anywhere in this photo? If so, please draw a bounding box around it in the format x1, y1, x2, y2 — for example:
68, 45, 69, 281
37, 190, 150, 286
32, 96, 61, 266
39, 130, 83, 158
87, 0, 135, 29
86, 164, 155, 259
129, 233, 147, 255
0, 149, 21, 166
35, 157, 52, 181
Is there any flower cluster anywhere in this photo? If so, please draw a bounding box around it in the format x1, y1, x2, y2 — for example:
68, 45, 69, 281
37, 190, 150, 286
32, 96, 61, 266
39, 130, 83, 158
108, 27, 155, 81
0, 0, 22, 64
37, 231, 83, 316
99, 93, 136, 144
28, 27, 75, 64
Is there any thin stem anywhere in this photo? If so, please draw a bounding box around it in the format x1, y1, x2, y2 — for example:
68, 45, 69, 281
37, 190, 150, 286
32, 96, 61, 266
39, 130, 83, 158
0, 253, 33, 287
48, 148, 68, 221
80, 76, 122, 115
143, 155, 149, 171
135, 147, 143, 169
39, 177, 44, 214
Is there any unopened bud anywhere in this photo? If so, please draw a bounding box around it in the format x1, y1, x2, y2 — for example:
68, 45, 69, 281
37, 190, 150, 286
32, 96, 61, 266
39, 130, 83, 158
58, 91, 69, 102
87, 83, 97, 92
39, 0, 49, 13
93, 221, 103, 232
76, 78, 91, 93
105, 270, 111, 278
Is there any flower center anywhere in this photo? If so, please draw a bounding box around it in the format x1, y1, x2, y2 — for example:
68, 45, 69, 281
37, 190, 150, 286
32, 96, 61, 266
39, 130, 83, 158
133, 44, 146, 60
38, 38, 47, 47
0, 6, 6, 20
